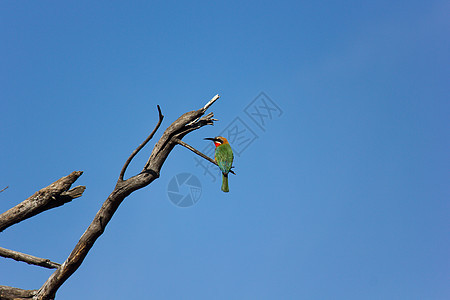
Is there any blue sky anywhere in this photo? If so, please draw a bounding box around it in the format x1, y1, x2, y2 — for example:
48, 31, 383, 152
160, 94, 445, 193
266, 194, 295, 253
1, 1, 449, 299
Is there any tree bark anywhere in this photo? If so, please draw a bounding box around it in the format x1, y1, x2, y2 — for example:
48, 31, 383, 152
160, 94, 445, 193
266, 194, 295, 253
0, 95, 221, 300
0, 172, 85, 232
0, 285, 37, 300
0, 247, 60, 269
33, 95, 220, 299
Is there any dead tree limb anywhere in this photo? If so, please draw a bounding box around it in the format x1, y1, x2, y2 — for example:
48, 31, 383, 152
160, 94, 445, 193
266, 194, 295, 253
0, 247, 60, 269
174, 138, 235, 175
33, 94, 221, 300
119, 105, 163, 181
0, 172, 85, 232
0, 285, 37, 300
0, 186, 8, 193
175, 138, 217, 165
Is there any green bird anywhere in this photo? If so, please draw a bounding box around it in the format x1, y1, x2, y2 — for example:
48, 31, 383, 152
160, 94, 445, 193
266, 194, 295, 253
204, 136, 234, 192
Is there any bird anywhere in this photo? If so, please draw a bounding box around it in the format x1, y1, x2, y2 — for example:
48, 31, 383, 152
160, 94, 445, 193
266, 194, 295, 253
204, 136, 234, 192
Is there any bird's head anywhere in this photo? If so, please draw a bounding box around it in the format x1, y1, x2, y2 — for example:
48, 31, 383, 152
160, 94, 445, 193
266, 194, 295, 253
204, 136, 229, 147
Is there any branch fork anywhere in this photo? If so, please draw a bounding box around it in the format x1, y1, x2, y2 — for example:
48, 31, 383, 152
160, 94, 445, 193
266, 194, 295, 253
0, 94, 224, 300
10, 94, 222, 300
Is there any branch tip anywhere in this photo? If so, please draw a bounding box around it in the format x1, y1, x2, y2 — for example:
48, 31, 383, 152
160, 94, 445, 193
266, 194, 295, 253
119, 105, 164, 181
202, 94, 220, 111
157, 104, 162, 118
0, 171, 85, 232
0, 247, 60, 269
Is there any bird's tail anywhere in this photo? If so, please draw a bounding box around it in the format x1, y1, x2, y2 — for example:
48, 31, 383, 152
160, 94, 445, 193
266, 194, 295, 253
221, 173, 229, 193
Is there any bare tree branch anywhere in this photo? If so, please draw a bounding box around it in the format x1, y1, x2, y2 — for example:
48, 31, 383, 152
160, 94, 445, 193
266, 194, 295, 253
0, 172, 85, 232
0, 247, 60, 269
34, 95, 221, 300
0, 286, 37, 300
174, 138, 235, 175
119, 105, 164, 181
0, 186, 8, 194
175, 138, 217, 165
202, 94, 220, 113
187, 94, 220, 125
59, 186, 85, 199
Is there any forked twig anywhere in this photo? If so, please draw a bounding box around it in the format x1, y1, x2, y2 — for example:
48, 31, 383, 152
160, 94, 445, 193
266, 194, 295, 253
33, 95, 220, 300
0, 172, 84, 232
174, 139, 235, 175
119, 105, 164, 181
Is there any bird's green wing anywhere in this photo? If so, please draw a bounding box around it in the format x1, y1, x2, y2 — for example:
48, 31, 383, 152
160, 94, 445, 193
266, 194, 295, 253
215, 144, 233, 174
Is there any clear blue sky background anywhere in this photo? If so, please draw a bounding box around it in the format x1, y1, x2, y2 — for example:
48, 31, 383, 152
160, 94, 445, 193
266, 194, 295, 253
1, 1, 449, 299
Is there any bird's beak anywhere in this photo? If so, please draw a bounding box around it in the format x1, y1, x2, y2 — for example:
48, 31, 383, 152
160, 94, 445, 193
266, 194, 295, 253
204, 137, 216, 141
